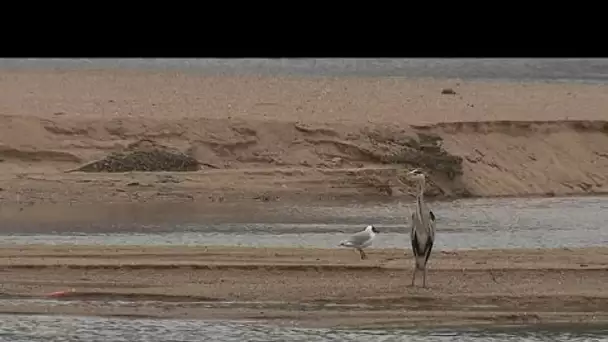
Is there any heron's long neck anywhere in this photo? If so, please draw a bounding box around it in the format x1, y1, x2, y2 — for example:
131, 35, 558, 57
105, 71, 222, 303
417, 179, 425, 201
416, 179, 426, 218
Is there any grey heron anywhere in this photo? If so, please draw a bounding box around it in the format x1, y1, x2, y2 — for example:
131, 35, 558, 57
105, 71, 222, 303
405, 168, 436, 288
338, 225, 379, 260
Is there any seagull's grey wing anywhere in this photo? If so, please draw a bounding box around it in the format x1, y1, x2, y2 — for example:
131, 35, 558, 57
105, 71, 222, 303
345, 230, 372, 246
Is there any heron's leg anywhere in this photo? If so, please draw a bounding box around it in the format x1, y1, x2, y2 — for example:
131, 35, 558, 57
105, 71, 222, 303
410, 268, 417, 287
423, 268, 427, 288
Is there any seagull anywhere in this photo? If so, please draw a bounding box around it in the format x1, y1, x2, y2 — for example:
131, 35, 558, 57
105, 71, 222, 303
338, 225, 379, 260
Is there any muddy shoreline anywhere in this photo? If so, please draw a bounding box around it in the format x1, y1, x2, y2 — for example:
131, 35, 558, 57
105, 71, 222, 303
1, 246, 606, 328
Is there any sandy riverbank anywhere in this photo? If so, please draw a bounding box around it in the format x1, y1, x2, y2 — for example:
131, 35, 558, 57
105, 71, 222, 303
0, 70, 608, 208
0, 245, 607, 328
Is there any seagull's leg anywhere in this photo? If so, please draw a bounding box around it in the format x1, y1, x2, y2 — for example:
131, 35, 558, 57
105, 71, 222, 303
358, 248, 366, 260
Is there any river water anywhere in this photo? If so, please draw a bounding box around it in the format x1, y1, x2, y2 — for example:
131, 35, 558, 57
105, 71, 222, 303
1, 314, 607, 342
3, 58, 608, 84
2, 196, 607, 250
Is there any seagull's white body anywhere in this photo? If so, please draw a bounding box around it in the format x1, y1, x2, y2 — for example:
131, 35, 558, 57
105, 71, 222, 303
339, 225, 378, 260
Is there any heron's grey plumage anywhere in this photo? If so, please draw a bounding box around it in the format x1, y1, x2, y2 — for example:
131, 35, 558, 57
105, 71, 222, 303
339, 225, 378, 260
407, 168, 436, 288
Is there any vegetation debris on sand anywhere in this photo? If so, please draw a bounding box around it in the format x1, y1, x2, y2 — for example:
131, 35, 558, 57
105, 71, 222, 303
383, 132, 464, 181
68, 149, 201, 173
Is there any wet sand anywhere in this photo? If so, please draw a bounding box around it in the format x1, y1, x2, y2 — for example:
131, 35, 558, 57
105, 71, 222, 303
1, 245, 607, 328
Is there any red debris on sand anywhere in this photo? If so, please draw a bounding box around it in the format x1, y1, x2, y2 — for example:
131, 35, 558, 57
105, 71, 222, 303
47, 288, 76, 297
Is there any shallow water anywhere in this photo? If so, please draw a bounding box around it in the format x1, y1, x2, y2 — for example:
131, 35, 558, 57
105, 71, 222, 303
0, 314, 607, 342
2, 58, 608, 84
2, 196, 607, 250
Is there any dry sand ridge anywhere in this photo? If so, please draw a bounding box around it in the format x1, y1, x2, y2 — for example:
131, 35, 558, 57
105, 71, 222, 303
1, 71, 608, 208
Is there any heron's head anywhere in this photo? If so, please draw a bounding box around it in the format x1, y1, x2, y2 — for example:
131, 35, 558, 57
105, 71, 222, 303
366, 225, 379, 234
406, 168, 426, 182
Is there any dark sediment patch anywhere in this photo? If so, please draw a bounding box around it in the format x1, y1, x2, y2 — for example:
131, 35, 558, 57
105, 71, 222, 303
67, 149, 201, 173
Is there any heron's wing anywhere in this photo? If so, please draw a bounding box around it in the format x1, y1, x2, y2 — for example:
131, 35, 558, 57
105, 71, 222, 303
412, 208, 434, 238
428, 210, 437, 240
410, 212, 416, 229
